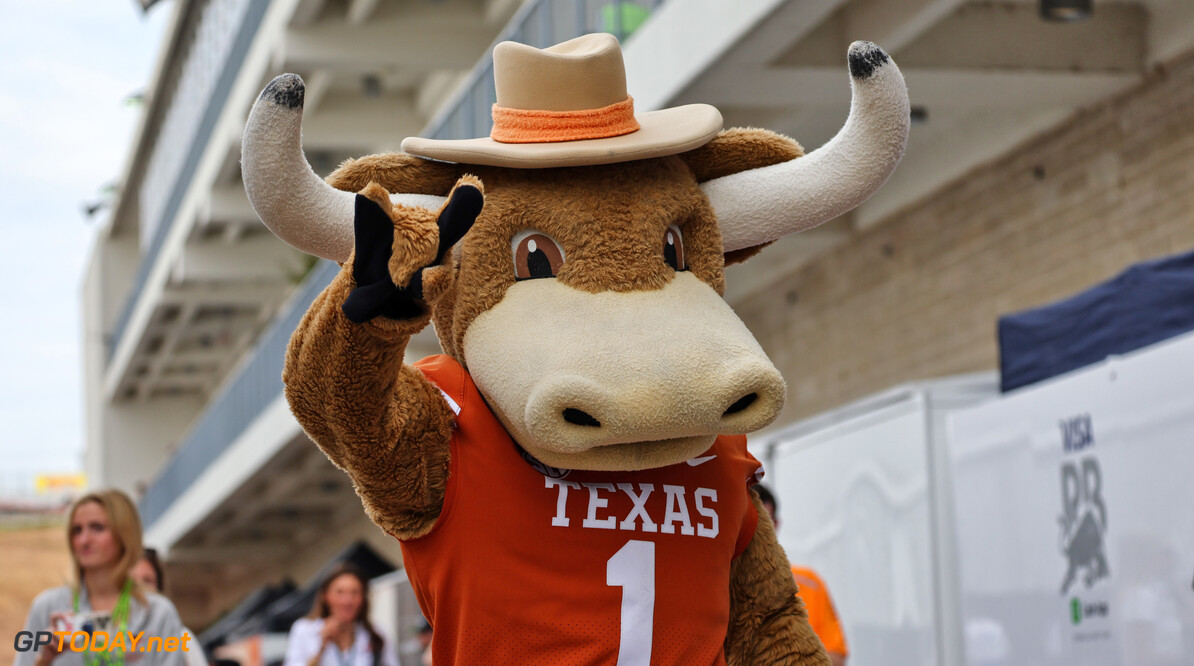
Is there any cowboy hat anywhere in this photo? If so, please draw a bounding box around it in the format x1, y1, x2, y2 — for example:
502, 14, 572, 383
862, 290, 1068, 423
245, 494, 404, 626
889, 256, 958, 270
401, 33, 723, 169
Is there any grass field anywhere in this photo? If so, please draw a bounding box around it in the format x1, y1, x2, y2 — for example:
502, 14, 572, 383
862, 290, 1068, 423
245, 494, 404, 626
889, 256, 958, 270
0, 524, 73, 664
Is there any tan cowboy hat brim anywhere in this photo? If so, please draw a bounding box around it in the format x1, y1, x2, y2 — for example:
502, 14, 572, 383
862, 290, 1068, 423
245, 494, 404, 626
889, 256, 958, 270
401, 104, 723, 169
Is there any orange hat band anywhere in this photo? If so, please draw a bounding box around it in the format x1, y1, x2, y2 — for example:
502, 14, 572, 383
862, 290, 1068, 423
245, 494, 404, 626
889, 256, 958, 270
490, 97, 640, 144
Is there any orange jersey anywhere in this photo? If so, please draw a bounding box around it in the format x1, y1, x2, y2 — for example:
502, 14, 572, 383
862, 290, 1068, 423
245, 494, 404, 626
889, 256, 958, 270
403, 355, 762, 665
791, 566, 848, 657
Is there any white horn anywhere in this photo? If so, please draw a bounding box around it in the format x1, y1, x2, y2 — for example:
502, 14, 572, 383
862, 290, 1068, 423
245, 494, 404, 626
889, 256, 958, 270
705, 42, 910, 253
242, 74, 446, 262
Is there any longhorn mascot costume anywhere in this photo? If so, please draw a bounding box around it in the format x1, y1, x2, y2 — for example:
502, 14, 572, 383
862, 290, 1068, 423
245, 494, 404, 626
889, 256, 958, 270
243, 34, 908, 666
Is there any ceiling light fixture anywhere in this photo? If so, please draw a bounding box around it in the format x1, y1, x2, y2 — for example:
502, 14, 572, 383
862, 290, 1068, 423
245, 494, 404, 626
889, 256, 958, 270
1040, 0, 1092, 22
361, 74, 383, 98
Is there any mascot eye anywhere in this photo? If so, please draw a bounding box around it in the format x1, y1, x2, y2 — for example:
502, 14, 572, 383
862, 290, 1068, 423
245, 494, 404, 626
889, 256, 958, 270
512, 231, 565, 280
663, 225, 686, 271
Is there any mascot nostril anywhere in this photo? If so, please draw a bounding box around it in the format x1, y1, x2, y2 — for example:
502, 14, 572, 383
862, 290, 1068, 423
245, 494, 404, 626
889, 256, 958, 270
562, 408, 601, 427
724, 392, 758, 417
249, 31, 907, 666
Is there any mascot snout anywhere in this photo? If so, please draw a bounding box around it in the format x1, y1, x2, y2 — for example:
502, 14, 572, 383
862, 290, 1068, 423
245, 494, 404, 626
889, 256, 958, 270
464, 272, 786, 469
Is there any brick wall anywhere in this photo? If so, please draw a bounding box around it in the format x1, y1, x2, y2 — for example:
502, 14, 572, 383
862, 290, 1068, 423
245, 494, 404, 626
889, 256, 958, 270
737, 49, 1194, 425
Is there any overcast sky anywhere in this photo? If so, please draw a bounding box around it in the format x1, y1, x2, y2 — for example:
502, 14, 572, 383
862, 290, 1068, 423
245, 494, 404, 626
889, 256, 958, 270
0, 1, 169, 496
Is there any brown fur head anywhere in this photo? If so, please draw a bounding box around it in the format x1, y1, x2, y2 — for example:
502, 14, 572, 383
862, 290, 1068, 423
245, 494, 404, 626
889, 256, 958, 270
326, 129, 801, 361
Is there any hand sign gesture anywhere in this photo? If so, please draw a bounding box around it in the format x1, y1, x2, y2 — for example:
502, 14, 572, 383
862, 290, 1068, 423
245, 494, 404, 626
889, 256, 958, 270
343, 177, 483, 323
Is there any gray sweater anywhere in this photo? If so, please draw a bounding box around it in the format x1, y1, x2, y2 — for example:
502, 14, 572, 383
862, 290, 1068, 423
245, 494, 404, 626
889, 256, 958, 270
16, 585, 189, 666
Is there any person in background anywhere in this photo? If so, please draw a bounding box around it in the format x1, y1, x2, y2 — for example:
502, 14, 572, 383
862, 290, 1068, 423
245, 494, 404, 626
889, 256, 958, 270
755, 484, 850, 666
17, 489, 188, 666
132, 548, 209, 666
283, 564, 398, 666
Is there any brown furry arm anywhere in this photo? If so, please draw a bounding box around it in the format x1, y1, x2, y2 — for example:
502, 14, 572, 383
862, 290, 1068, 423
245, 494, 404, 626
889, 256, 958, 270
725, 491, 831, 666
282, 179, 483, 540
284, 269, 455, 540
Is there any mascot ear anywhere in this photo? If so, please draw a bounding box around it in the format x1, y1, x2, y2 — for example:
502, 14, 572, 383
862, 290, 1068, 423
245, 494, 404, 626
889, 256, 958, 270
678, 129, 804, 266
679, 128, 805, 184
328, 152, 464, 197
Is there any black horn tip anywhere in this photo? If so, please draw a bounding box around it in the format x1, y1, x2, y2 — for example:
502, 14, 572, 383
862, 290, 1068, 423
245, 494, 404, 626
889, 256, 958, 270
848, 41, 890, 80
260, 73, 305, 109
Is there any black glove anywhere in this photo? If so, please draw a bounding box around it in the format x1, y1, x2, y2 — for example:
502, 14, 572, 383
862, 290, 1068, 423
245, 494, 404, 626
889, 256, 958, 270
342, 184, 483, 323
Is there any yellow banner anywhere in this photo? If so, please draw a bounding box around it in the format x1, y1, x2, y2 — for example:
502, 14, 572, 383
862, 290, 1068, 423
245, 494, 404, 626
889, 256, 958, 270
35, 473, 86, 493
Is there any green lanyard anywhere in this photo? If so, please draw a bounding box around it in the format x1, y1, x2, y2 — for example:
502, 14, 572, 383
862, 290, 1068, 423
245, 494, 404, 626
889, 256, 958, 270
73, 579, 132, 666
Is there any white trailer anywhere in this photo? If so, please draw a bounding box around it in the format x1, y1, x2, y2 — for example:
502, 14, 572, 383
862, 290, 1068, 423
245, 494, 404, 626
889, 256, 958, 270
948, 331, 1194, 665
754, 374, 997, 666
757, 330, 1194, 665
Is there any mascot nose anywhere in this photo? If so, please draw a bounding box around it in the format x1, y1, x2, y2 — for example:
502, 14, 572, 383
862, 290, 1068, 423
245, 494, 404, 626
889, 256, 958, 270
525, 361, 786, 447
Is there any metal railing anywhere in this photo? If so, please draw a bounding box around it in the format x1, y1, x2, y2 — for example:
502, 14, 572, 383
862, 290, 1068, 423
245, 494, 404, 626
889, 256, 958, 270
140, 260, 338, 527
107, 0, 271, 363
138, 0, 669, 529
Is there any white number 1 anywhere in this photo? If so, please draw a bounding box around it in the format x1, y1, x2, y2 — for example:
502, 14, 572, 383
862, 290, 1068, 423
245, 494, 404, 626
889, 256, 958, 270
606, 540, 656, 666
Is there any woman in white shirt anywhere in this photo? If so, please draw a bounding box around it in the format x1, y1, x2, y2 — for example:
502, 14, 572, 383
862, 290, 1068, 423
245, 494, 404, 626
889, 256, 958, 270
283, 564, 397, 666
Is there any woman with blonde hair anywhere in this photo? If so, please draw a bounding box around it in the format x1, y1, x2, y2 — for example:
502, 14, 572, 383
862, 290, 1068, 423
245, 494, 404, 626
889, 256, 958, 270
283, 564, 397, 666
17, 489, 188, 666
